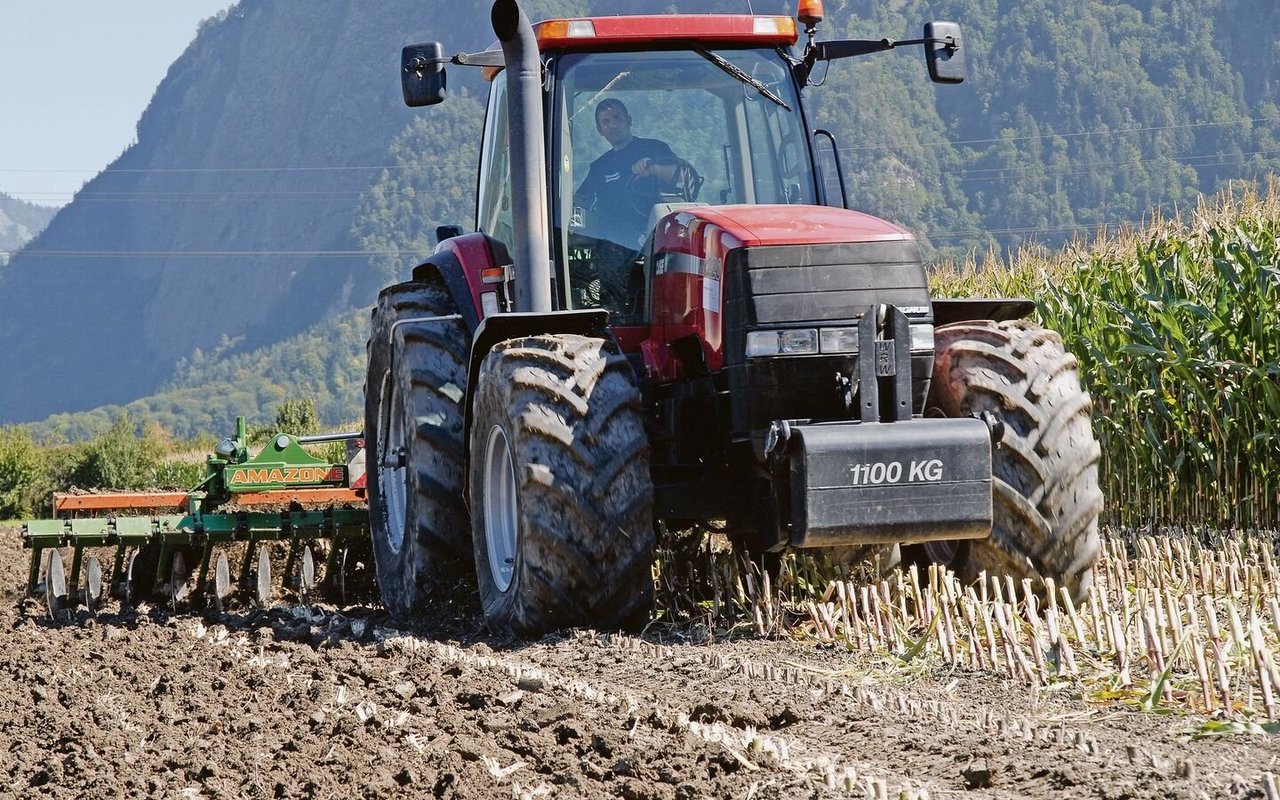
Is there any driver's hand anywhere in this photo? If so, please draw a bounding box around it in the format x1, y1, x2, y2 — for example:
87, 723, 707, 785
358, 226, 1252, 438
632, 158, 652, 177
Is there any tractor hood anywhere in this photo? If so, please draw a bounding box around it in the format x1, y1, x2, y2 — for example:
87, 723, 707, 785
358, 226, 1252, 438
655, 204, 914, 253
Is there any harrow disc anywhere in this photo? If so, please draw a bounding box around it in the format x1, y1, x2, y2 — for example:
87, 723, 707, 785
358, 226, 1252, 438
170, 551, 190, 612
44, 550, 68, 621
256, 548, 272, 607
84, 556, 103, 612
214, 552, 231, 613
300, 546, 316, 603
336, 544, 348, 604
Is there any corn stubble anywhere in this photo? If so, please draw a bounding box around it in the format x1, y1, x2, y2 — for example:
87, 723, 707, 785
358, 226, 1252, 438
785, 533, 1279, 722
653, 528, 1279, 729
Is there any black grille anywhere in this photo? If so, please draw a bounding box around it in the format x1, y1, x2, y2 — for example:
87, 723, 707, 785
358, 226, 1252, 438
722, 239, 933, 436
727, 240, 930, 325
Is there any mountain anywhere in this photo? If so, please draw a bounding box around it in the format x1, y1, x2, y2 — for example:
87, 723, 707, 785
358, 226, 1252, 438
0, 1, 447, 425
1, 0, 1277, 434
0, 194, 56, 267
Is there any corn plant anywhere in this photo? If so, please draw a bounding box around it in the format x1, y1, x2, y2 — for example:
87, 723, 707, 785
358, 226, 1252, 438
933, 179, 1280, 529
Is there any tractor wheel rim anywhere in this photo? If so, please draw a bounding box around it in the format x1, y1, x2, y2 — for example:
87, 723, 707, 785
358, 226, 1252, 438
380, 381, 408, 555
482, 424, 518, 593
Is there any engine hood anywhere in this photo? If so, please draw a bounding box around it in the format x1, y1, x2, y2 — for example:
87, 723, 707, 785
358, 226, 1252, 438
659, 204, 914, 250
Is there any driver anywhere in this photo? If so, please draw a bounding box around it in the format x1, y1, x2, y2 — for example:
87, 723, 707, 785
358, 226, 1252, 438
572, 98, 682, 312
573, 98, 681, 250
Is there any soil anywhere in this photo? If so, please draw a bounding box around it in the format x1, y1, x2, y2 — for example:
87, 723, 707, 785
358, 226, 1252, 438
2, 525, 1277, 800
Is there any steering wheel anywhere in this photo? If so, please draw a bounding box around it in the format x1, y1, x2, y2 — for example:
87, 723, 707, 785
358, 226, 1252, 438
624, 157, 704, 216
650, 157, 704, 202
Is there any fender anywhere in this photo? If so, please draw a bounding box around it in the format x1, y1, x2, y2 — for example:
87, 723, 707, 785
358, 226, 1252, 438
932, 298, 1034, 326
411, 232, 514, 335
462, 309, 612, 495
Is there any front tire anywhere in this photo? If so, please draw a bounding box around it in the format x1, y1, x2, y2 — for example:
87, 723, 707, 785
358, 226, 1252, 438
469, 334, 655, 637
364, 280, 470, 617
928, 319, 1103, 603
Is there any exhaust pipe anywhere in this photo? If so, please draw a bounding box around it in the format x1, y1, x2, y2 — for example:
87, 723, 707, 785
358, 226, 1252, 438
492, 0, 552, 314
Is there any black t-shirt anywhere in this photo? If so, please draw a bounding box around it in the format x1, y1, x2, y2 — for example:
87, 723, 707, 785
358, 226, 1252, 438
573, 136, 675, 248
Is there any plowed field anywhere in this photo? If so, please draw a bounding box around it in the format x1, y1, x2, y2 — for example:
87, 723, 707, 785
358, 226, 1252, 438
1, 526, 1276, 799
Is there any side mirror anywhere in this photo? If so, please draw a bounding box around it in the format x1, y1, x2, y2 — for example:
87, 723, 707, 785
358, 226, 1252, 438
923, 22, 965, 84
401, 42, 447, 107
436, 224, 464, 242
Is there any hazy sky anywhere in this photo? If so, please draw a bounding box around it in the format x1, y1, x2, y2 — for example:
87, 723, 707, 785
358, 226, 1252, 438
0, 1, 234, 207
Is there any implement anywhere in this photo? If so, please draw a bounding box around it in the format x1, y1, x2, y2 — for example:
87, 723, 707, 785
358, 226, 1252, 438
21, 417, 369, 616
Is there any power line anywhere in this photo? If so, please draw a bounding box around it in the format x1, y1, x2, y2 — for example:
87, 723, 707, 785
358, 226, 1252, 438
0, 249, 422, 258
0, 164, 432, 175
952, 148, 1280, 184
3, 115, 1273, 178
835, 115, 1280, 154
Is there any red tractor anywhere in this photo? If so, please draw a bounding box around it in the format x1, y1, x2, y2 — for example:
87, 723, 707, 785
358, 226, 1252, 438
366, 0, 1102, 636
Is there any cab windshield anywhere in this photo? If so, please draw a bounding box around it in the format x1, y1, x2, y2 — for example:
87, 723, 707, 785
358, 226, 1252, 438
551, 47, 814, 320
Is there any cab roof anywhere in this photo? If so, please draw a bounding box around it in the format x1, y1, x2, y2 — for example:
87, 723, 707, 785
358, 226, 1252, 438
532, 15, 798, 49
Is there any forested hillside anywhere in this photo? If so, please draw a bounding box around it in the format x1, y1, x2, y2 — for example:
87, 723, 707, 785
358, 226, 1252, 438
2, 0, 1277, 438
0, 194, 55, 267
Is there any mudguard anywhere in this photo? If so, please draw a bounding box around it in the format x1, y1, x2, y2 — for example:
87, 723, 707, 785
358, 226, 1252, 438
411, 232, 514, 334
461, 309, 612, 475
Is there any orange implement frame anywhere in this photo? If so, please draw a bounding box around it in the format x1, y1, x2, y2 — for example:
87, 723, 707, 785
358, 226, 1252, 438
52, 487, 365, 515
54, 493, 189, 513
231, 488, 365, 507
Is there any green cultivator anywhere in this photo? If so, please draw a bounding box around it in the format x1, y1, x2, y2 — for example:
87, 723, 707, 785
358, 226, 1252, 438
21, 418, 369, 618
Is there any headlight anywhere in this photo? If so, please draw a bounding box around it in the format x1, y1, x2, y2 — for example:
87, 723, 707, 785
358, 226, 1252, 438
746, 329, 818, 357
819, 327, 859, 354
909, 324, 935, 353
746, 324, 934, 358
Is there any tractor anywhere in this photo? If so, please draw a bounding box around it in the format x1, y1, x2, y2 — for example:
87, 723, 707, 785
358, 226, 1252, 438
367, 0, 1103, 636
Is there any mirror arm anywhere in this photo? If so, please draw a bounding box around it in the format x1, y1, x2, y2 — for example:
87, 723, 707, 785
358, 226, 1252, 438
892, 36, 960, 54
798, 38, 892, 85
404, 56, 446, 70
797, 35, 959, 84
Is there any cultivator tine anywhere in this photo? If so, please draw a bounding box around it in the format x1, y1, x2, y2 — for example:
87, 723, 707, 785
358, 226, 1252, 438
214, 552, 231, 614
284, 534, 301, 591
44, 550, 68, 621
256, 548, 272, 607
84, 556, 103, 613
68, 546, 85, 599
240, 539, 260, 594
111, 542, 128, 591
195, 542, 215, 607
336, 544, 348, 604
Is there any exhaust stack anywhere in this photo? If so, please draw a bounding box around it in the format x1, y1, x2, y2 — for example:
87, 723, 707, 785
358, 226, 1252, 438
492, 0, 552, 314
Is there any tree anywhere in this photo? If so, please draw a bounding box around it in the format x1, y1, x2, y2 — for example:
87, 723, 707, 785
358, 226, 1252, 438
0, 426, 42, 519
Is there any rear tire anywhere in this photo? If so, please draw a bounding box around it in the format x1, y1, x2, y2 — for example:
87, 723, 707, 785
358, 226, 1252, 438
469, 334, 655, 637
364, 280, 470, 618
928, 319, 1103, 603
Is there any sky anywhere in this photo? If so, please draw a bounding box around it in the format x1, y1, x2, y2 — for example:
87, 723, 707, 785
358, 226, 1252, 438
0, 1, 234, 208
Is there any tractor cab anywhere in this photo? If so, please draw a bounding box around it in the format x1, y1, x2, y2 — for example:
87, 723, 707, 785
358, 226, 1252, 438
473, 16, 819, 326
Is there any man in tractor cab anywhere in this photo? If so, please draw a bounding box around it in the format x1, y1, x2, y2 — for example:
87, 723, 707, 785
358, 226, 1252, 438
571, 98, 689, 312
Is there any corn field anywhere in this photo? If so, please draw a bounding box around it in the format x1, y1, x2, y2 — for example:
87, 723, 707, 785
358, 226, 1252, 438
932, 180, 1280, 529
